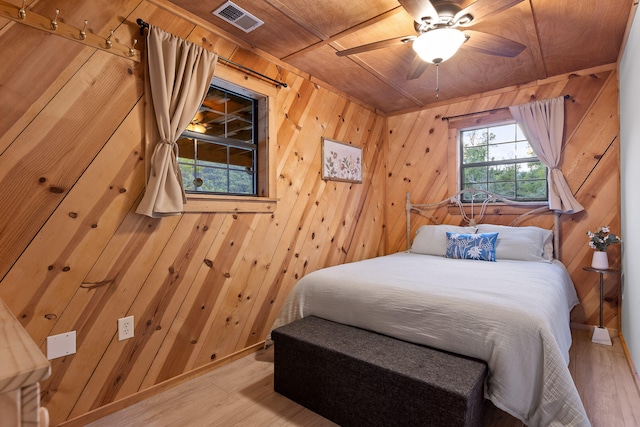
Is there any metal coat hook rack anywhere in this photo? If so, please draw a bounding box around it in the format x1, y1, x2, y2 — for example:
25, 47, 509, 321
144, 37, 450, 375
0, 0, 140, 62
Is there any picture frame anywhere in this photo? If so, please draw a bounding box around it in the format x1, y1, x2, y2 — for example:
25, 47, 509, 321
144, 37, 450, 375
321, 138, 362, 183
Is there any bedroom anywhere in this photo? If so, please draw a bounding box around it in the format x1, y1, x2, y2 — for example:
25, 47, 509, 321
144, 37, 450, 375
0, 0, 639, 425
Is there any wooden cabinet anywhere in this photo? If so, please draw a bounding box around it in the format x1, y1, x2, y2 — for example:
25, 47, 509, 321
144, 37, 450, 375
0, 298, 50, 427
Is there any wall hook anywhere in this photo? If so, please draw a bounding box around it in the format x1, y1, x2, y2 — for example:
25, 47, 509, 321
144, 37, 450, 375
4, 6, 141, 62
129, 39, 138, 57
80, 20, 88, 40
50, 9, 59, 30
18, 0, 26, 19
105, 30, 114, 49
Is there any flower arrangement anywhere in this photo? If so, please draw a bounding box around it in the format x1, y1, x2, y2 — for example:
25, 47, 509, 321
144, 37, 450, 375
586, 226, 620, 252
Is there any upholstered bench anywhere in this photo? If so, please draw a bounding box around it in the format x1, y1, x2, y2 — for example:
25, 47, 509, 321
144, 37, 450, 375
271, 316, 487, 427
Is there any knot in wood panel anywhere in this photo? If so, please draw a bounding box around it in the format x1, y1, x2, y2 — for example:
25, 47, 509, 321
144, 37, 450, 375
80, 278, 116, 289
49, 186, 65, 193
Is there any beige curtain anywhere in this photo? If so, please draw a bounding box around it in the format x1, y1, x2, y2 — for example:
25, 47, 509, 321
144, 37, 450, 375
509, 97, 584, 213
136, 26, 217, 217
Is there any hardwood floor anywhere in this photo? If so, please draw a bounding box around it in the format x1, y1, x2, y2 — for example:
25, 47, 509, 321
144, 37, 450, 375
85, 329, 640, 427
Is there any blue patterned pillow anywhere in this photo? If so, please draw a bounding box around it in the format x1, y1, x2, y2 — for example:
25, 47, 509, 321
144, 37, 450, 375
445, 232, 498, 262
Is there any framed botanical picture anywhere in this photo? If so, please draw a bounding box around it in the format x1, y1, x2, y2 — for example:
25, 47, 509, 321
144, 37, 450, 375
321, 138, 362, 183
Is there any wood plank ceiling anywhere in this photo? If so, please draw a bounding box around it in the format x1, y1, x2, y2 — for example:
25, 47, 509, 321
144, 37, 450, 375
165, 0, 633, 114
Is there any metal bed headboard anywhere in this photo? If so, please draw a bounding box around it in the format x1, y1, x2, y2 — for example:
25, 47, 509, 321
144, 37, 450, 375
405, 188, 561, 258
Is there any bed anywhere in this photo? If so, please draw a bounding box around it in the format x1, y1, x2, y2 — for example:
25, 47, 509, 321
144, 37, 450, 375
272, 189, 590, 427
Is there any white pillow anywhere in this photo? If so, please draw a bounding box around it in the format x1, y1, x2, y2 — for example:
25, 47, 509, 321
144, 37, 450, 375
411, 225, 478, 256
476, 224, 553, 262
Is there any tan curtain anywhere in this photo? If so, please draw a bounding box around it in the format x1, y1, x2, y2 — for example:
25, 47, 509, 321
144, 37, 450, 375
509, 97, 584, 213
136, 26, 217, 217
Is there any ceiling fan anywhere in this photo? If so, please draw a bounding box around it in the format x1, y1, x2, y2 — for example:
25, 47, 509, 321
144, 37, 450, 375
336, 0, 527, 80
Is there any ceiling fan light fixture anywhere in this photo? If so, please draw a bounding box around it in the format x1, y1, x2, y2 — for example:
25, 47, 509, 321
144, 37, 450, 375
412, 28, 466, 64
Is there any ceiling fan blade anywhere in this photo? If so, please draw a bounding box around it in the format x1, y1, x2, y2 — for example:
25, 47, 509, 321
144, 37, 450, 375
454, 0, 524, 27
461, 30, 526, 57
335, 36, 414, 57
398, 0, 439, 24
406, 53, 429, 80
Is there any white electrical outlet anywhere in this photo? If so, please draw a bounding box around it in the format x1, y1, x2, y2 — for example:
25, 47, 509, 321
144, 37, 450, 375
118, 315, 134, 341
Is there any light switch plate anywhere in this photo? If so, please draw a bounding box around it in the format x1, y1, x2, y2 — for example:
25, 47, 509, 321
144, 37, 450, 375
47, 331, 77, 360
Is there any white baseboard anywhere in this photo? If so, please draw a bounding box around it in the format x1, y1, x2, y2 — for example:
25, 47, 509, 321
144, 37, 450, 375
619, 334, 640, 394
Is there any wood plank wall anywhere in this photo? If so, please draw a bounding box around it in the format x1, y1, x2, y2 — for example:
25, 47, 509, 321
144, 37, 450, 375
0, 0, 621, 424
0, 0, 386, 424
386, 65, 621, 333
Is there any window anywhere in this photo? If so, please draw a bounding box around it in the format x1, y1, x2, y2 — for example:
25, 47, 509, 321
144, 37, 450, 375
459, 122, 547, 202
175, 67, 277, 213
178, 84, 260, 195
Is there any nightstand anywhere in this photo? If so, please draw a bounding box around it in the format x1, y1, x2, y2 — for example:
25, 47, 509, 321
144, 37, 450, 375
583, 266, 620, 345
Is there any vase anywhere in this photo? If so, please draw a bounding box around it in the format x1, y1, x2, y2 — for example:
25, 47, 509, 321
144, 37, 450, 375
591, 251, 609, 270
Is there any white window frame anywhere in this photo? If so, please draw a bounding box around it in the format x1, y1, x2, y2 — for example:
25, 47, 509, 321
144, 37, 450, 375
457, 120, 548, 204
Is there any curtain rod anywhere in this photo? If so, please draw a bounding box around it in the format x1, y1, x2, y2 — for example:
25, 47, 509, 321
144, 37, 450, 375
136, 19, 288, 88
441, 94, 570, 121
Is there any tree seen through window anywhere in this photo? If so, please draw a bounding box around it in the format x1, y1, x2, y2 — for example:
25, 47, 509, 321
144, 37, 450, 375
460, 123, 547, 202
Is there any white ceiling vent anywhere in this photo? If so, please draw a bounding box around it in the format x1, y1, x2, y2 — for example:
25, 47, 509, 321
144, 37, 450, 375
212, 1, 264, 33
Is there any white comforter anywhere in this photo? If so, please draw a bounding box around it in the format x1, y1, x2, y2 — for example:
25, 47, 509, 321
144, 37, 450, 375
272, 252, 590, 427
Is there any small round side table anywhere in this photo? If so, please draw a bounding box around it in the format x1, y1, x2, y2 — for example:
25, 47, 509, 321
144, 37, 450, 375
583, 266, 620, 346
